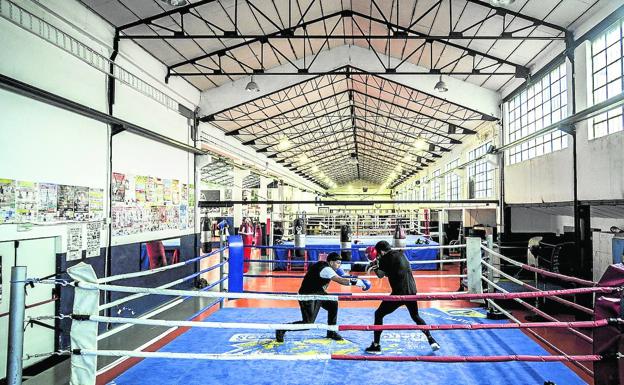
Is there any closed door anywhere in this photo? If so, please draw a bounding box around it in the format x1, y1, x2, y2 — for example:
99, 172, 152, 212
0, 237, 57, 380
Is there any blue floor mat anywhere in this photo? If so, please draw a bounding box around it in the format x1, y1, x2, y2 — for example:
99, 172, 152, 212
110, 307, 586, 385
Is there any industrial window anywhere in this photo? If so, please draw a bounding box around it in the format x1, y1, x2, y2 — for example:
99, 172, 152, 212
419, 177, 428, 200
590, 19, 624, 139
431, 169, 442, 200
445, 159, 460, 201
505, 63, 568, 165
467, 143, 494, 198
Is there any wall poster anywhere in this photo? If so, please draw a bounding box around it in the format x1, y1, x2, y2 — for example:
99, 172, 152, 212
37, 183, 58, 222
67, 223, 83, 261
15, 181, 37, 222
86, 222, 101, 258
0, 179, 16, 223
58, 185, 77, 220
112, 173, 127, 203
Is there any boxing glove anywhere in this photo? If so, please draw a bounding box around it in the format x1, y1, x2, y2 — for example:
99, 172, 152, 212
336, 268, 347, 277
350, 278, 372, 291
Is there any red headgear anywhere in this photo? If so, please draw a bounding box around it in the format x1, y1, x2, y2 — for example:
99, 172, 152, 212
365, 246, 378, 261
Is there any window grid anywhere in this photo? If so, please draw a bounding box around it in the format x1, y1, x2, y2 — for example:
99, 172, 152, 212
431, 170, 442, 200
445, 159, 460, 200
468, 143, 494, 198
420, 178, 428, 200
590, 19, 624, 139
505, 63, 568, 165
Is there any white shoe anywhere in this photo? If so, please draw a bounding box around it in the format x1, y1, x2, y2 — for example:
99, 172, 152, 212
430, 342, 440, 351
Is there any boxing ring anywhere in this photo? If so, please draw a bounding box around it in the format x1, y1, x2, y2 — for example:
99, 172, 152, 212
5, 236, 623, 385
271, 235, 439, 270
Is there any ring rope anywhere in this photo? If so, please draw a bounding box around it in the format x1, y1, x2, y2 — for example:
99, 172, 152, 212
332, 354, 603, 363
73, 349, 603, 363
71, 314, 618, 332
77, 349, 331, 361
249, 244, 465, 251
480, 245, 597, 287
481, 260, 594, 315
486, 298, 594, 376
243, 258, 467, 265
97, 247, 226, 284
242, 274, 467, 279
482, 276, 593, 344
99, 262, 227, 311
73, 281, 617, 302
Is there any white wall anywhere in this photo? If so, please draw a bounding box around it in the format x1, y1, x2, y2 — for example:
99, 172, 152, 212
0, 0, 203, 249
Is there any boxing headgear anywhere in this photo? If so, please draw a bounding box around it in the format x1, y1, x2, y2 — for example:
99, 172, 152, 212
365, 246, 378, 261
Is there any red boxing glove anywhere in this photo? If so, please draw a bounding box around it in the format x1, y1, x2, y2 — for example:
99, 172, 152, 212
365, 246, 378, 261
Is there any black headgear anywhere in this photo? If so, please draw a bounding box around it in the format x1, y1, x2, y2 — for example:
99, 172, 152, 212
326, 252, 342, 262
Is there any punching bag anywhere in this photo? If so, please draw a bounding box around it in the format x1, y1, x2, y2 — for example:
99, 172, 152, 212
293, 217, 306, 261
340, 224, 352, 271
393, 219, 407, 249
201, 216, 212, 254
340, 224, 352, 259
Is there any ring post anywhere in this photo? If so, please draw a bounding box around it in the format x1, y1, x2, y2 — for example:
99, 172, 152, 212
7, 266, 26, 385
486, 235, 494, 294
228, 235, 244, 293
466, 237, 484, 304
219, 232, 226, 308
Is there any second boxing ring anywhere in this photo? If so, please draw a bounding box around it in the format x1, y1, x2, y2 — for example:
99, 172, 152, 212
5, 236, 623, 385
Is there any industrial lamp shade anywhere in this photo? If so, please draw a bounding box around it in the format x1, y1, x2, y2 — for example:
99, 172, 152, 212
489, 0, 515, 6
246, 76, 260, 92
161, 0, 189, 6
434, 76, 448, 92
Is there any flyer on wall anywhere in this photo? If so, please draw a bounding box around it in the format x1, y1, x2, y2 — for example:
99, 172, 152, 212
124, 174, 136, 204
189, 184, 195, 206
74, 186, 89, 221
58, 185, 77, 220
172, 179, 180, 205
37, 182, 58, 222
0, 178, 16, 223
181, 183, 188, 203
135, 175, 147, 203
146, 176, 156, 204
86, 222, 101, 257
156, 178, 164, 203
179, 205, 188, 230
163, 179, 172, 203
112, 173, 126, 203
15, 180, 37, 222
67, 223, 83, 260
88, 188, 104, 220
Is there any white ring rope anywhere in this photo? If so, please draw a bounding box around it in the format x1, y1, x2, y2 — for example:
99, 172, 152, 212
99, 271, 226, 311
480, 245, 522, 268
80, 282, 339, 301
79, 349, 331, 361
481, 276, 593, 344
87, 315, 339, 332
97, 248, 226, 284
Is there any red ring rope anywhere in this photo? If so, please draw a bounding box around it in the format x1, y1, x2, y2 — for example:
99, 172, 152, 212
339, 319, 612, 331
338, 286, 616, 301
331, 354, 603, 363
